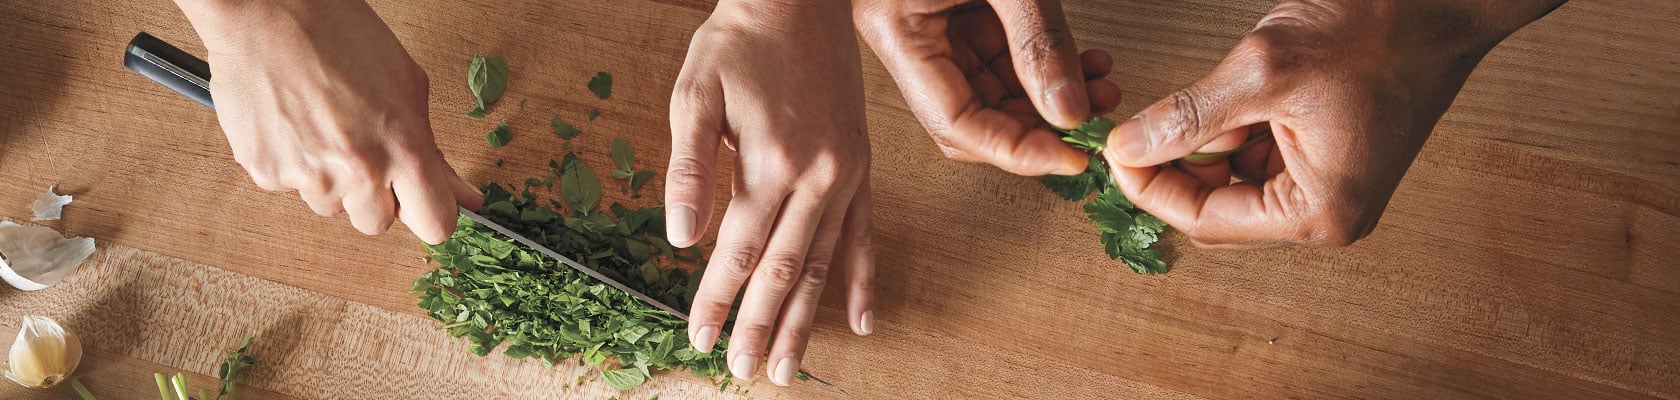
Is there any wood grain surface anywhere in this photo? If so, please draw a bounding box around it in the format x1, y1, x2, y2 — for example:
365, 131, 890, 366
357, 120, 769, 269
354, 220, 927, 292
1, 0, 1677, 399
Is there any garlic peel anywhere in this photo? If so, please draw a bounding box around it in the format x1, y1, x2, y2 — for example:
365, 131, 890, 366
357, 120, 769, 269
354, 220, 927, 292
5, 315, 82, 388
0, 220, 95, 291
29, 186, 71, 221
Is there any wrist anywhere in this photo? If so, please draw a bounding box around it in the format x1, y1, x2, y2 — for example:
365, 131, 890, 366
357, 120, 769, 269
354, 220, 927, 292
172, 0, 358, 55
713, 0, 852, 34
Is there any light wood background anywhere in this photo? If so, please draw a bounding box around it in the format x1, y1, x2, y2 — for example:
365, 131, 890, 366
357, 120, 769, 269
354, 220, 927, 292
2, 0, 1677, 399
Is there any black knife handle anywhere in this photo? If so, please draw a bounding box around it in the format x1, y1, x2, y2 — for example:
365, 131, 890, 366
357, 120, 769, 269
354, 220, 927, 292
124, 32, 214, 109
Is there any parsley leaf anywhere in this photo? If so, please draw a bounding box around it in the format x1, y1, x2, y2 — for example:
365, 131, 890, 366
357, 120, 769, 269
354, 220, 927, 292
561, 160, 603, 213
486, 122, 512, 149
611, 137, 635, 173
553, 117, 582, 139
466, 55, 509, 119
589, 109, 601, 121
1060, 117, 1115, 152
1046, 117, 1171, 274
603, 368, 647, 390
588, 72, 613, 99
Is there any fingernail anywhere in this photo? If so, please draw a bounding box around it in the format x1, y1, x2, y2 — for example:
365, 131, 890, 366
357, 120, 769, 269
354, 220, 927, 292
859, 310, 874, 335
1109, 116, 1150, 164
731, 353, 758, 380
693, 325, 719, 353
772, 357, 799, 386
1043, 83, 1084, 129
668, 205, 697, 246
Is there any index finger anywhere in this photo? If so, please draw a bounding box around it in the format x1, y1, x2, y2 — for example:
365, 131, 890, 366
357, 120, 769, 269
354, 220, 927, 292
859, 9, 1085, 176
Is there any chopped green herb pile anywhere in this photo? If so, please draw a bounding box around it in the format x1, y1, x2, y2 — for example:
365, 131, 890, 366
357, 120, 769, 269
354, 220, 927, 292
588, 72, 613, 99
466, 55, 509, 119
414, 130, 729, 390
1042, 117, 1170, 274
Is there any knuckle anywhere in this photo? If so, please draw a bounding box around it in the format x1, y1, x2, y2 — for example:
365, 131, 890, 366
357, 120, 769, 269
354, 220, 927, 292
776, 325, 812, 346
717, 246, 763, 278
756, 251, 806, 286
1015, 22, 1071, 71
666, 156, 713, 189
1159, 89, 1208, 141
799, 255, 833, 288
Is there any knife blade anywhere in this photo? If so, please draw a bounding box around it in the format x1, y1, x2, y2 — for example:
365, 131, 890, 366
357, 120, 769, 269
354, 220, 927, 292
123, 32, 847, 394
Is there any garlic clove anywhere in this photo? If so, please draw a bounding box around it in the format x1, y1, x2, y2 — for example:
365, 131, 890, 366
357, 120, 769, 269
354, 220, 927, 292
29, 186, 72, 222
0, 220, 95, 291
5, 315, 82, 388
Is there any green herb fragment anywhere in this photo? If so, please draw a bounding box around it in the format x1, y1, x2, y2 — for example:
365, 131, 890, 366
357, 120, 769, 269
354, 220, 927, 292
553, 117, 582, 139
603, 368, 646, 390
1059, 117, 1115, 152
588, 72, 613, 99
216, 334, 258, 400
561, 160, 603, 213
589, 109, 601, 121
71, 378, 95, 400
466, 55, 509, 118
487, 122, 512, 149
497, 159, 505, 168
147, 335, 258, 400
1045, 117, 1170, 274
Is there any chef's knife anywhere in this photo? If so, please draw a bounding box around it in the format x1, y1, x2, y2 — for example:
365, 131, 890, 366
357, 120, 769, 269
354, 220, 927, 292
122, 32, 846, 394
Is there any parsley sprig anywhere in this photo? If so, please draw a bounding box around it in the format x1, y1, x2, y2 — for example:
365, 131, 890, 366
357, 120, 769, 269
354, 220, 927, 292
1042, 117, 1171, 274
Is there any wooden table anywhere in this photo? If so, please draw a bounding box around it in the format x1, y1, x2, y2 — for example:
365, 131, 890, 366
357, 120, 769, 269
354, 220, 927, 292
3, 0, 1677, 398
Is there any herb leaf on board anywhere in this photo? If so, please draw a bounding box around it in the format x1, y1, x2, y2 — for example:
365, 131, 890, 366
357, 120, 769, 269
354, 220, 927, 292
466, 55, 509, 118
486, 122, 512, 149
588, 72, 613, 99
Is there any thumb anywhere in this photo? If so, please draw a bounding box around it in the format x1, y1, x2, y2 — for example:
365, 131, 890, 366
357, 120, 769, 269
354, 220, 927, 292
1106, 65, 1267, 167
989, 0, 1089, 130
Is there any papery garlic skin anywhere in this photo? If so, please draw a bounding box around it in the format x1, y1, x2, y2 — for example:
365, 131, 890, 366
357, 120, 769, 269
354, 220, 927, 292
0, 220, 96, 291
5, 315, 82, 388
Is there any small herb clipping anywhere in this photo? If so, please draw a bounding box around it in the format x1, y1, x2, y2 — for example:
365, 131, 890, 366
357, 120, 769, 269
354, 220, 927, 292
608, 137, 655, 197
466, 55, 510, 119
416, 127, 723, 390
553, 117, 583, 139
80, 334, 260, 400
588, 72, 613, 99
589, 109, 601, 121
487, 122, 512, 149
1043, 117, 1170, 274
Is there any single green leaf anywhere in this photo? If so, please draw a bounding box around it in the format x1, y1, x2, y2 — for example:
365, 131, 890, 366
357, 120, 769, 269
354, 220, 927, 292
588, 71, 613, 99
611, 137, 635, 173
561, 160, 603, 213
552, 117, 582, 139
589, 109, 601, 120
486, 122, 512, 149
604, 368, 648, 389
466, 55, 509, 118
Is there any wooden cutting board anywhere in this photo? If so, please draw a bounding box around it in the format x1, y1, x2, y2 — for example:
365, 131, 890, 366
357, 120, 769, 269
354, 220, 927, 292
1, 0, 1676, 398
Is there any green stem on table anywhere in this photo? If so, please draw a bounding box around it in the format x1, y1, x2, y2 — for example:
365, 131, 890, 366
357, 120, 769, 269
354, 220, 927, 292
170, 374, 191, 400
70, 377, 97, 400
154, 373, 169, 400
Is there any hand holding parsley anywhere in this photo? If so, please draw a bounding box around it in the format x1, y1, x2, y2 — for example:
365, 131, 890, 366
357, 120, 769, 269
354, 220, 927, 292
667, 0, 875, 387
172, 0, 482, 244
854, 0, 1123, 176
1102, 0, 1565, 248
